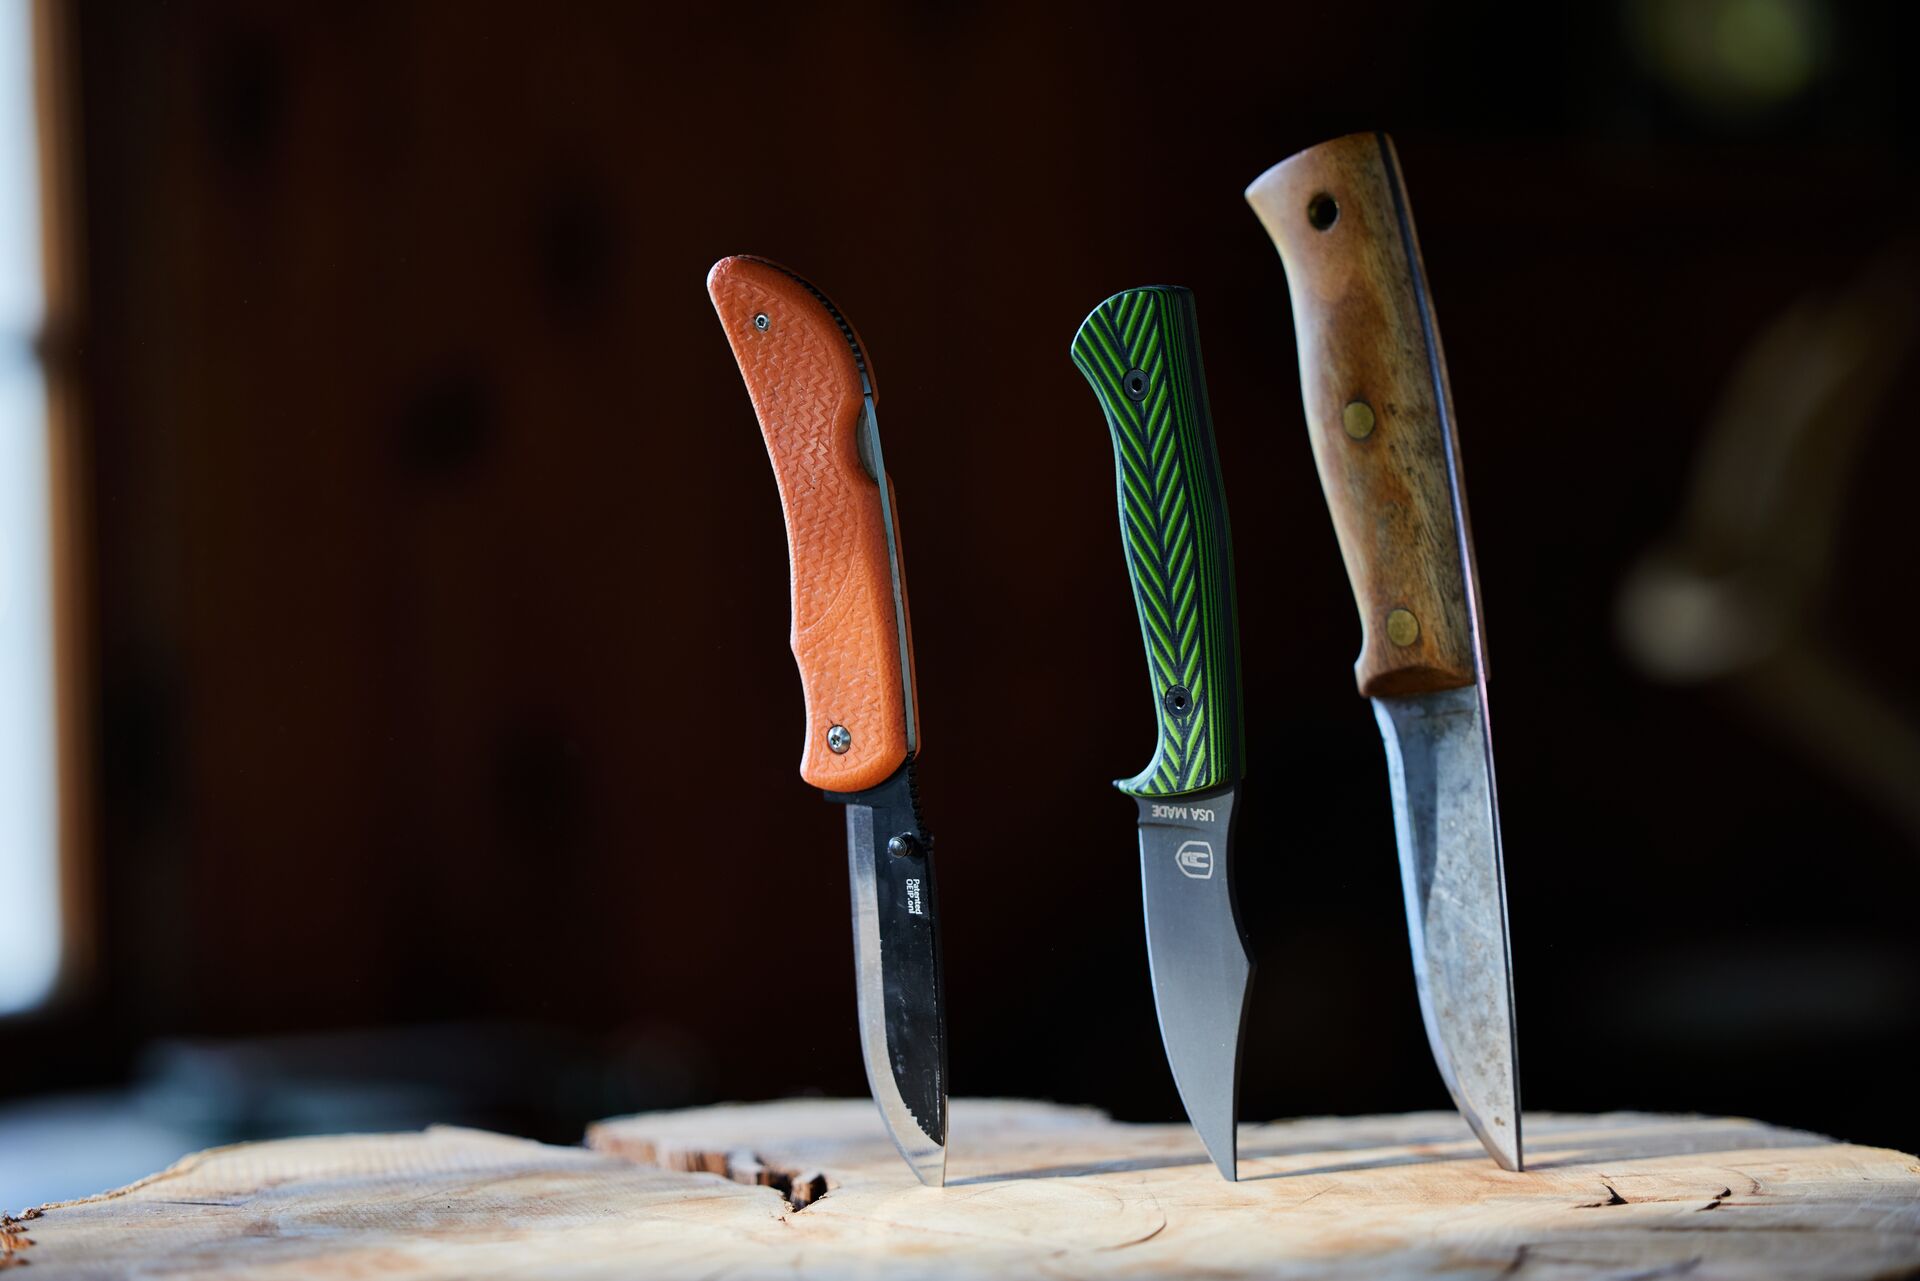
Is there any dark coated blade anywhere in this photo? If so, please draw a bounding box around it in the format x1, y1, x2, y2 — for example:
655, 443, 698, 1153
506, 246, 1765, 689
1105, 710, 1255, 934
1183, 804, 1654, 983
835, 762, 946, 1185
1137, 782, 1250, 1180
1375, 685, 1521, 1170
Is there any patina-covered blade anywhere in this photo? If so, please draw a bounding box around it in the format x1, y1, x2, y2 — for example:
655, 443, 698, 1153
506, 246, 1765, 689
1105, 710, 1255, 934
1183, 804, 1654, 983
843, 763, 946, 1186
1375, 686, 1520, 1170
1248, 134, 1524, 1169
1137, 783, 1250, 1180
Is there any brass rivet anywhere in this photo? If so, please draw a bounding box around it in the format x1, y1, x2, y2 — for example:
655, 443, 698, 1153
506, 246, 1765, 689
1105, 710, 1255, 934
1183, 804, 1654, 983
1386, 608, 1420, 647
1342, 400, 1375, 439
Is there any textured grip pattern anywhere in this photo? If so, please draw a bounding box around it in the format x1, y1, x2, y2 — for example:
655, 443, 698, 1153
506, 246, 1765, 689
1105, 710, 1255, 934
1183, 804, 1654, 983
709, 256, 911, 792
1073, 286, 1244, 797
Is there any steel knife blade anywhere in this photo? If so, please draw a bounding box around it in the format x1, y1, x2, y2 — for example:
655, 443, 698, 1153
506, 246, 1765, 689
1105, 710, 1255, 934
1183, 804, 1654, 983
1246, 133, 1522, 1170
1072, 286, 1251, 1181
707, 255, 946, 1186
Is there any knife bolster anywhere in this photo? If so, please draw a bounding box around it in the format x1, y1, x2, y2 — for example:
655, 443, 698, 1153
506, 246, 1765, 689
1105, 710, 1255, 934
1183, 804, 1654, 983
1247, 133, 1476, 698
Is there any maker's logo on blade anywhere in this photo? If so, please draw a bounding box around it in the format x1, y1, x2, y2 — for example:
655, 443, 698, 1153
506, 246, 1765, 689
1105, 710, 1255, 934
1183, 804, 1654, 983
1174, 840, 1214, 879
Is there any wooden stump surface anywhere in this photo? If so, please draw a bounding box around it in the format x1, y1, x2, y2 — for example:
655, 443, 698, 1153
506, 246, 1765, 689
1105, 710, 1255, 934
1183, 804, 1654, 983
7, 1100, 1918, 1278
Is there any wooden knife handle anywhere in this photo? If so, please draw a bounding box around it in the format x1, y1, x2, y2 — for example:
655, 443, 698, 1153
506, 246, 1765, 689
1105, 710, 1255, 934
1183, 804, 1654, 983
1246, 133, 1476, 698
708, 255, 913, 792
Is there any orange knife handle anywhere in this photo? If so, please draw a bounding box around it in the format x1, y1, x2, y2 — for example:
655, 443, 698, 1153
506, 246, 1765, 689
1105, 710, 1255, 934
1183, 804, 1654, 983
1247, 133, 1476, 698
708, 256, 913, 792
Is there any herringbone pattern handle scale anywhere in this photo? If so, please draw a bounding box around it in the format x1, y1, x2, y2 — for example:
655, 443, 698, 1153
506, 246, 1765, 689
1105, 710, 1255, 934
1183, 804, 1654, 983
1073, 287, 1244, 797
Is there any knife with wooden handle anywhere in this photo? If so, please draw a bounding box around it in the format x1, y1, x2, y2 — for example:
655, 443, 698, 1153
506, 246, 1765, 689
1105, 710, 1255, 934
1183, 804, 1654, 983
1246, 133, 1523, 1170
707, 255, 945, 1186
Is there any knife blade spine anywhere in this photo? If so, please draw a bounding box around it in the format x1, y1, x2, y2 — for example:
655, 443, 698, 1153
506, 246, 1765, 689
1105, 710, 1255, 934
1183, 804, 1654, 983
861, 399, 918, 757
1372, 134, 1492, 695
1371, 137, 1509, 893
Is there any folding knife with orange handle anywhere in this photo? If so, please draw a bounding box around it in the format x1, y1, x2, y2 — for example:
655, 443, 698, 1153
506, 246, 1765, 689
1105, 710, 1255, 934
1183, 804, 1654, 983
707, 255, 945, 1186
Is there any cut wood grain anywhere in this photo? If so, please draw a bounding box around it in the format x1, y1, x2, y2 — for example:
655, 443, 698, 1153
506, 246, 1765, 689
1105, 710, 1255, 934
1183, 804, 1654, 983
14, 1101, 1920, 1279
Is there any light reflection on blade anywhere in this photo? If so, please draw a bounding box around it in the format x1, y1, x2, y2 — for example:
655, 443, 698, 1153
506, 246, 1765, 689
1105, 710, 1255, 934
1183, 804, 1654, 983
846, 786, 946, 1187
1137, 782, 1250, 1180
1374, 684, 1521, 1170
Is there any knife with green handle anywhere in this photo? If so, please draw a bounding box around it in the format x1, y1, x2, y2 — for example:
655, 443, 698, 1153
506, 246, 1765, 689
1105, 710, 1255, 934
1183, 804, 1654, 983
1246, 132, 1522, 1170
1072, 285, 1250, 1181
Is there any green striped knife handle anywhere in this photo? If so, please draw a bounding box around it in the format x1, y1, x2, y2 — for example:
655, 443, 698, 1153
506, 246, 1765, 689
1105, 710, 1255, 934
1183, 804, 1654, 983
1072, 286, 1245, 798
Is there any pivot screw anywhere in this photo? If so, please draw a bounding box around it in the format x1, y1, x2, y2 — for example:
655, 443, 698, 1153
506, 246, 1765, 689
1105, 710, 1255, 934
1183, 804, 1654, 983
1386, 608, 1420, 647
888, 833, 919, 858
753, 313, 770, 331
826, 724, 852, 753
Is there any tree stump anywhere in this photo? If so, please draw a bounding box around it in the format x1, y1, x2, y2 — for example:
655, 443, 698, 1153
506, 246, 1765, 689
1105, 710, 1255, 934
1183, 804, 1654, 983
9, 1100, 1918, 1278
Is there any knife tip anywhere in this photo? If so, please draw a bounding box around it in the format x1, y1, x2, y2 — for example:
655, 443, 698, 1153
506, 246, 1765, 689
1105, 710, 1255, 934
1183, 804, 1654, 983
907, 1146, 947, 1188
1194, 1121, 1239, 1184
1463, 1106, 1523, 1172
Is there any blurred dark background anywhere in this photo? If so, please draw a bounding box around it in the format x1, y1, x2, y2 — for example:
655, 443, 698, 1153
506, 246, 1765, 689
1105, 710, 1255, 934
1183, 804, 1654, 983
4, 0, 1917, 1204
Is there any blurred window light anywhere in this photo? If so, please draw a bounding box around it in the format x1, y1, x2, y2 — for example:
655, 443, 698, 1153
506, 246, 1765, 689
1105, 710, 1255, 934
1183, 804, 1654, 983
1627, 0, 1831, 116
0, 0, 60, 1015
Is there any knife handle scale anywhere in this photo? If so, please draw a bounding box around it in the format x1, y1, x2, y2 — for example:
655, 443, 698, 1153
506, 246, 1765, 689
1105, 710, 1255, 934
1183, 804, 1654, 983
1246, 133, 1476, 698
708, 256, 913, 793
1072, 286, 1245, 798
